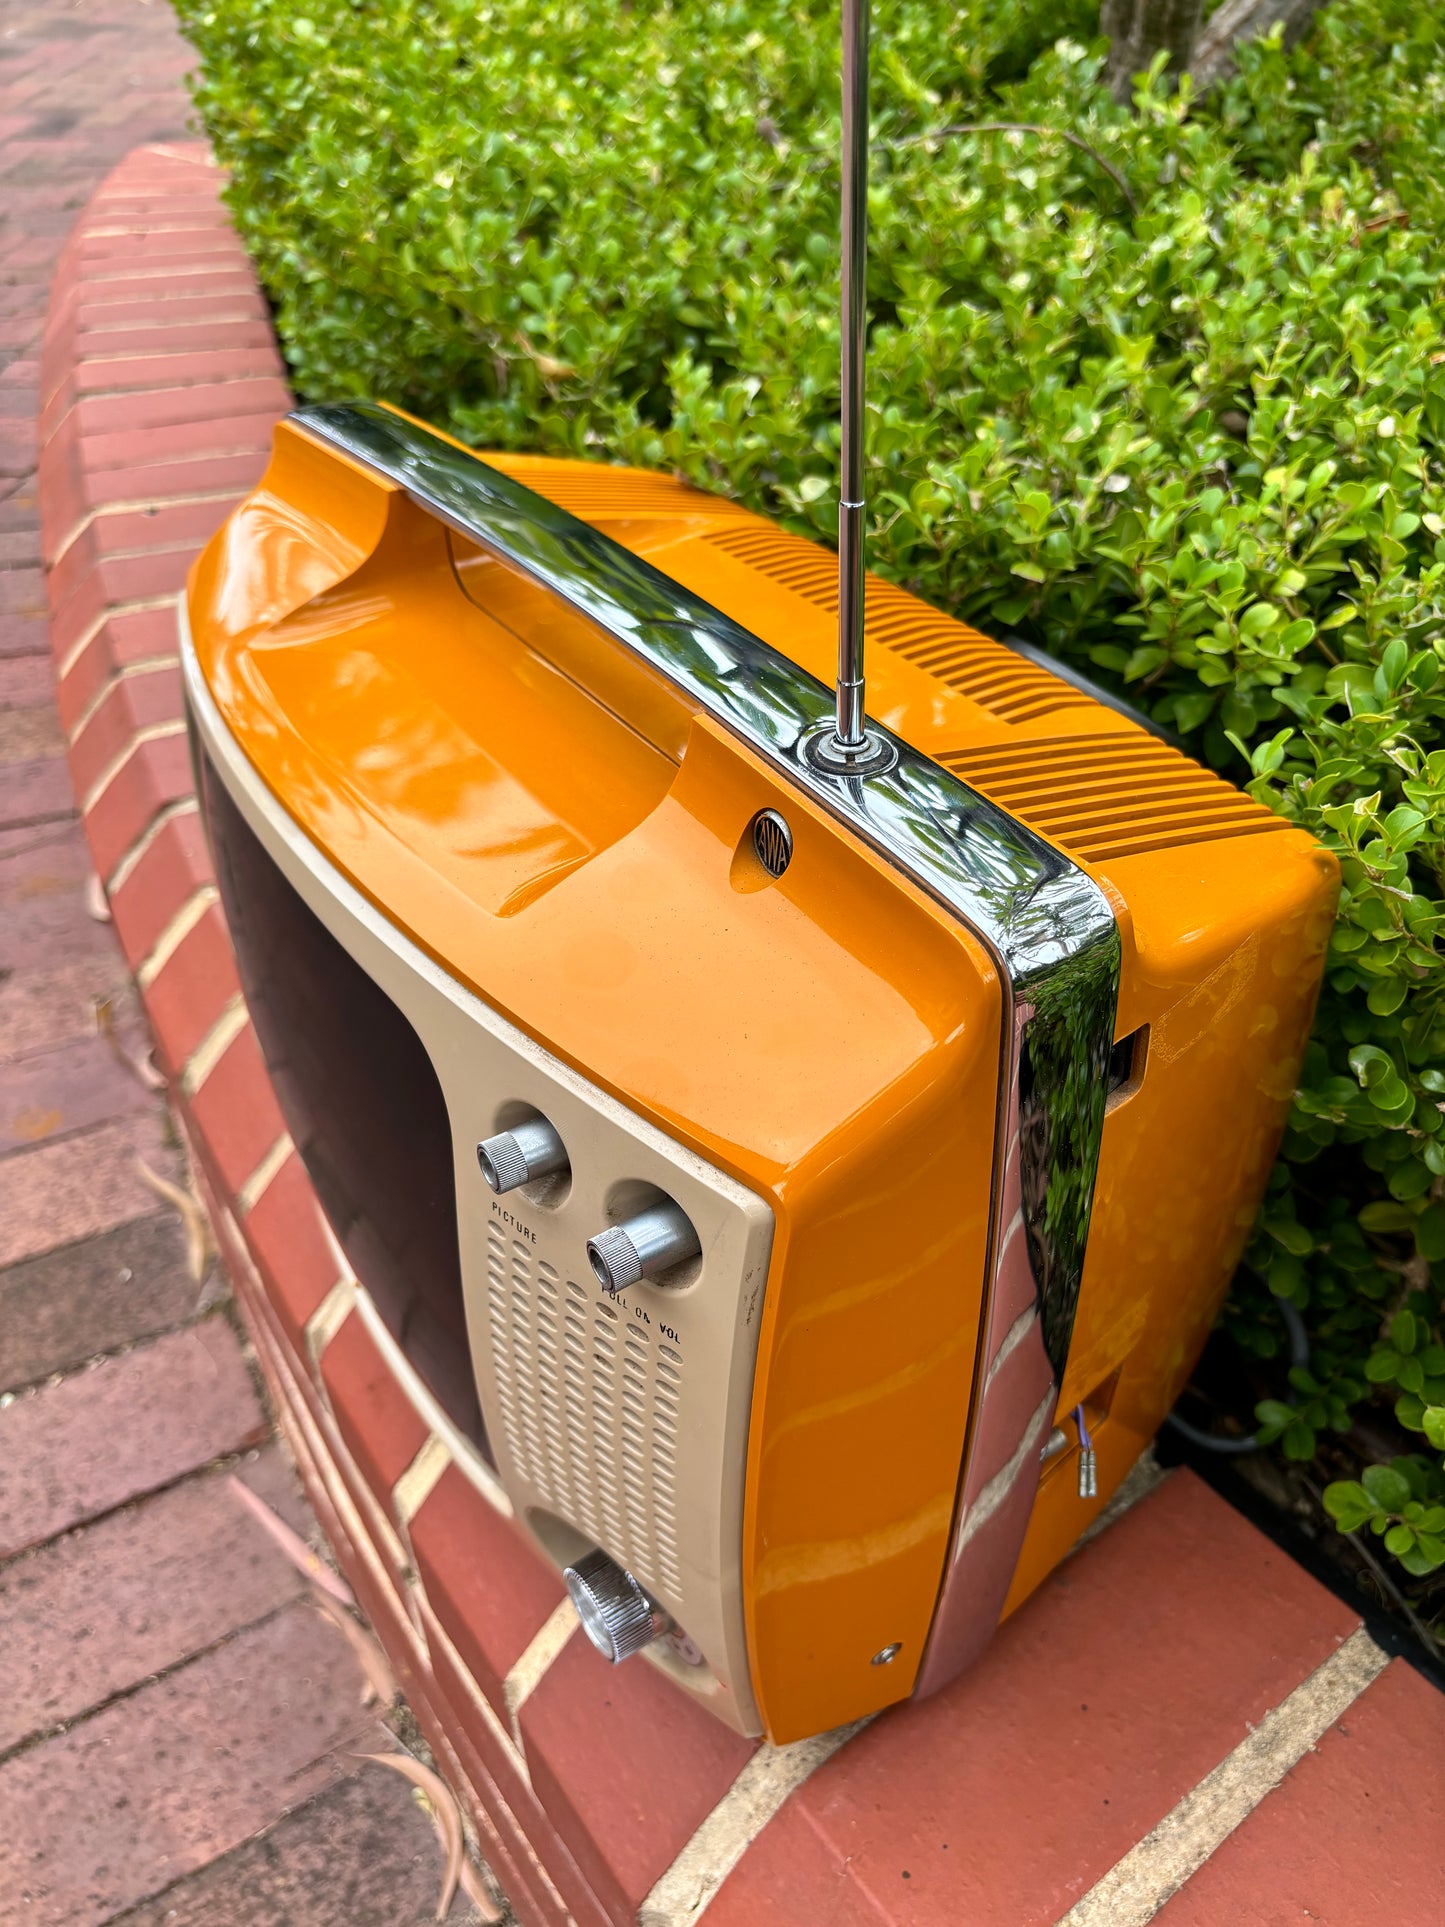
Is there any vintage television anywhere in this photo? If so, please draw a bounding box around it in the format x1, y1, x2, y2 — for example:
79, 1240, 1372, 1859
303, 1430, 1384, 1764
181, 6, 1336, 1746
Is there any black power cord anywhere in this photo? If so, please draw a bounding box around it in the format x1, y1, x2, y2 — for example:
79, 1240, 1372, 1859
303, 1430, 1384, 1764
1164, 1298, 1310, 1454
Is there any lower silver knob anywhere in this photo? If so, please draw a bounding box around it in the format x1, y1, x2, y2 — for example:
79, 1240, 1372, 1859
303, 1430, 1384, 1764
563, 1549, 667, 1663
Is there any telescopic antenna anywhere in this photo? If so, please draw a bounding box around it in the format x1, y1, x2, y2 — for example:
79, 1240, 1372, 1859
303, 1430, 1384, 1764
806, 0, 894, 778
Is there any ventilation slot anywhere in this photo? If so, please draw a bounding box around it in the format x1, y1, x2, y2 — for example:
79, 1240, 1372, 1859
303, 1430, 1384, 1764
938, 732, 1287, 864
702, 523, 1087, 724
486, 1222, 683, 1601
493, 462, 751, 523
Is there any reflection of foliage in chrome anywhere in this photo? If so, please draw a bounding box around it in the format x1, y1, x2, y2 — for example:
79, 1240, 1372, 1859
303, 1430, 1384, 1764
1017, 927, 1119, 1373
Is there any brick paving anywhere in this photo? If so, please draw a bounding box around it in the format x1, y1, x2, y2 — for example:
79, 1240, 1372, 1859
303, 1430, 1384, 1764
0, 4, 481, 1921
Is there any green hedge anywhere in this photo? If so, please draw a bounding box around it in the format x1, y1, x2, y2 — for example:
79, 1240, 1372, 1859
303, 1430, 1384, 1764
176, 0, 1445, 1597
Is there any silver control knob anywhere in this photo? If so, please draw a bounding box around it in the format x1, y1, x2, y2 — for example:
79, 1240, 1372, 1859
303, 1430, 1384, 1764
563, 1549, 667, 1663
477, 1115, 569, 1194
587, 1200, 700, 1293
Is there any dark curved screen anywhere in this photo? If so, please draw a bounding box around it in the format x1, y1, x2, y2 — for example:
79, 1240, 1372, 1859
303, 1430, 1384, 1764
198, 744, 491, 1461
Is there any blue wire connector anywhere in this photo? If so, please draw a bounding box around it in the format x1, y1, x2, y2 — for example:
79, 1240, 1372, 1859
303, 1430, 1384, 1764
1074, 1403, 1097, 1500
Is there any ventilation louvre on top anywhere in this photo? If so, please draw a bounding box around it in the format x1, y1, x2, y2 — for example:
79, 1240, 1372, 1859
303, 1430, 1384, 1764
937, 733, 1287, 865
499, 462, 752, 522
505, 472, 1281, 861
702, 523, 1086, 724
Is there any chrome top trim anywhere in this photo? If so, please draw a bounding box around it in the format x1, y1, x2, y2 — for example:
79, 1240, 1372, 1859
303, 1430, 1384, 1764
290, 400, 1121, 1373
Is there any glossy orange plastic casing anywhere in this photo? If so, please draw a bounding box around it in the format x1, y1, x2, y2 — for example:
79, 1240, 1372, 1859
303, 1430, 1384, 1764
187, 415, 1338, 1743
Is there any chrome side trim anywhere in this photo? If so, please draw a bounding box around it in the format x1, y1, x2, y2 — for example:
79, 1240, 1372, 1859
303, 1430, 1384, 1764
284, 402, 1123, 1678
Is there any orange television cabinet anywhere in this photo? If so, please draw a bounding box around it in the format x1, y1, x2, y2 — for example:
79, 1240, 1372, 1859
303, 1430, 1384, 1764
183, 400, 1336, 1744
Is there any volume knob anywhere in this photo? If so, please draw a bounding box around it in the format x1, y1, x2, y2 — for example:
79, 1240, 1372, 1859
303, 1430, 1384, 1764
586, 1199, 700, 1293
563, 1549, 666, 1663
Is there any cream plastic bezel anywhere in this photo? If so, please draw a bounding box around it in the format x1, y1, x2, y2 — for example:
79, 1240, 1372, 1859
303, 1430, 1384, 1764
183, 608, 774, 1735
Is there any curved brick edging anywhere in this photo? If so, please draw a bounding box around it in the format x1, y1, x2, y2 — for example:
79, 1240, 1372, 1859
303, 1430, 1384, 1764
37, 143, 1445, 1927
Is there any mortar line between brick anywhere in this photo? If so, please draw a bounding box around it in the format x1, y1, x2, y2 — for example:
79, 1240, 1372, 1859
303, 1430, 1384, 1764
91, 176, 218, 200
237, 1131, 294, 1215
91, 1739, 407, 1927
50, 491, 243, 569
0, 1595, 299, 1772
67, 653, 179, 747
55, 421, 279, 487
0, 1423, 272, 1590
65, 346, 268, 376
136, 882, 217, 990
390, 1431, 450, 1527
0, 819, 77, 867
502, 1595, 577, 1739
42, 346, 258, 414
350, 1288, 515, 1523
0, 1292, 224, 1408
47, 310, 263, 351
0, 1104, 173, 1177
137, 145, 217, 167
1052, 1626, 1391, 1927
62, 311, 266, 347
303, 1277, 357, 1368
76, 223, 237, 242
178, 992, 247, 1096
46, 370, 281, 438
0, 799, 73, 833
85, 190, 218, 207
58, 261, 248, 291
81, 717, 186, 812
106, 795, 198, 895
639, 1717, 874, 1927
56, 593, 175, 680
49, 288, 262, 321
51, 531, 207, 578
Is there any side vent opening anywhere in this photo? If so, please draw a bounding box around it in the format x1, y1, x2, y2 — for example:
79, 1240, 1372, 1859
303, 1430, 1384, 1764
1107, 1026, 1148, 1108
199, 748, 490, 1461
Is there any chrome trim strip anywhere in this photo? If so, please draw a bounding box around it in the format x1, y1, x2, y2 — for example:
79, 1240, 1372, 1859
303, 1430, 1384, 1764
284, 401, 1123, 1673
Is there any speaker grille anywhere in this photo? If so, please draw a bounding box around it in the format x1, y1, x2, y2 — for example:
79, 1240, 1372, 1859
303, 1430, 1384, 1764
486, 1219, 683, 1597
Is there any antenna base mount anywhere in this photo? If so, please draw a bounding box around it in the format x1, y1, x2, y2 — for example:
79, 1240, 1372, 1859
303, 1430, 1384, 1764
801, 724, 897, 779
